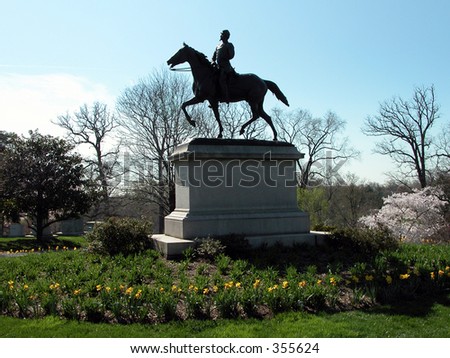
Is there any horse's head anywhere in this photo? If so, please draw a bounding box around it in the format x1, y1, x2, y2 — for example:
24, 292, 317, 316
167, 43, 190, 69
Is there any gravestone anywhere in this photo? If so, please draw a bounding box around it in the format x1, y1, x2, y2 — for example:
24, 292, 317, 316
58, 218, 84, 236
9, 223, 25, 237
153, 138, 320, 258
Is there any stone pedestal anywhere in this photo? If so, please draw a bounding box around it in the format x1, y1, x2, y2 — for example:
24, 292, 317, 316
153, 138, 317, 258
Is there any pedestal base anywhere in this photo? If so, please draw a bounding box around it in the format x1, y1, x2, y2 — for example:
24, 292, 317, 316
152, 234, 194, 259
164, 209, 310, 239
152, 138, 318, 258
152, 231, 328, 259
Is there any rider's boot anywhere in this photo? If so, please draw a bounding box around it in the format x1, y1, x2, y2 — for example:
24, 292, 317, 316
219, 74, 230, 104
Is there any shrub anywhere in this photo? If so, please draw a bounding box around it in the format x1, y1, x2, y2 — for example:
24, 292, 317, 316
86, 217, 153, 256
216, 234, 251, 259
328, 227, 399, 261
193, 237, 225, 260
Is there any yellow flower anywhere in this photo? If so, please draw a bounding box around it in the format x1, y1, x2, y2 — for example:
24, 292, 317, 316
365, 275, 374, 282
298, 280, 307, 288
253, 279, 261, 289
317, 279, 322, 285
213, 285, 219, 293
49, 283, 60, 290
125, 287, 133, 295
235, 282, 242, 289
159, 287, 165, 292
445, 266, 450, 272
188, 285, 198, 293
73, 247, 77, 251
203, 288, 210, 295
430, 272, 435, 280
73, 289, 81, 295
105, 286, 111, 293
96, 284, 102, 291
385, 275, 393, 285
399, 273, 410, 280
23, 284, 29, 290
224, 281, 234, 289
351, 275, 359, 283
8, 280, 14, 290
171, 285, 178, 292
282, 281, 289, 289
329, 277, 336, 286
438, 270, 444, 277
135, 289, 142, 299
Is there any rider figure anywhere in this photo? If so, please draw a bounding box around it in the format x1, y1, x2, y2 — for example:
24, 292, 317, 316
212, 29, 235, 102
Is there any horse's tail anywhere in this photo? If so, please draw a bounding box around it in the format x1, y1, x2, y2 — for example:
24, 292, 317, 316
265, 80, 289, 106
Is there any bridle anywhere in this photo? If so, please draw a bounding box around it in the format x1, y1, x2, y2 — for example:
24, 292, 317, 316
169, 67, 192, 72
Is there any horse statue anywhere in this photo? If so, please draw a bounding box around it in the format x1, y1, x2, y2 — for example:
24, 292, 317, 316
167, 43, 289, 140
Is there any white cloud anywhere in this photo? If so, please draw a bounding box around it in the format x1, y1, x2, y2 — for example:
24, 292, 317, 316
0, 73, 115, 136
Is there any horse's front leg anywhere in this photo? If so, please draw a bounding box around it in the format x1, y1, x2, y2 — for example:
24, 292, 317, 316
208, 100, 223, 138
181, 97, 203, 127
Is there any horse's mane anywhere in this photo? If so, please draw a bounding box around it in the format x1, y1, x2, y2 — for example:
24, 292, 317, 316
184, 44, 213, 69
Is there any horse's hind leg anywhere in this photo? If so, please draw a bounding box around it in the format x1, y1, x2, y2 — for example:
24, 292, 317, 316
240, 101, 278, 141
259, 104, 278, 141
239, 102, 259, 136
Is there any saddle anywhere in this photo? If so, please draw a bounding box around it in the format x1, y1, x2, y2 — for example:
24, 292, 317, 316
213, 66, 238, 98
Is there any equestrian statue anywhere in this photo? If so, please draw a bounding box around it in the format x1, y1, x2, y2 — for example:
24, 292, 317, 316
167, 30, 289, 141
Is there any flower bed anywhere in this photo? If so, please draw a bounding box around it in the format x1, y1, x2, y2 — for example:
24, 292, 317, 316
1, 241, 449, 324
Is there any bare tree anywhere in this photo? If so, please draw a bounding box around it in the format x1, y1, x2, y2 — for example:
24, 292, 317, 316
274, 108, 359, 188
362, 85, 440, 188
55, 102, 121, 210
116, 69, 199, 232
436, 121, 450, 174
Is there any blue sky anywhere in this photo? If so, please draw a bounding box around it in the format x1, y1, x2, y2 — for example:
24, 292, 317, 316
1, 0, 449, 183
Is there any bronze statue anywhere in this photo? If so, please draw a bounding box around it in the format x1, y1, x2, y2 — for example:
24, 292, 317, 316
211, 30, 235, 102
167, 43, 289, 140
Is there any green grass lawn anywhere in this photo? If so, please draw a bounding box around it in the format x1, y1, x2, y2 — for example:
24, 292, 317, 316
0, 236, 87, 252
1, 293, 449, 338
